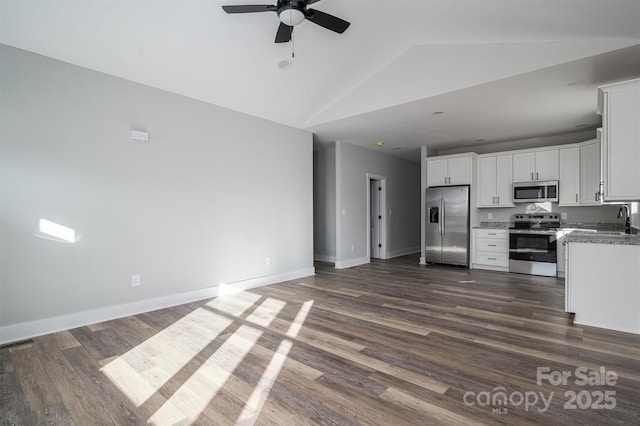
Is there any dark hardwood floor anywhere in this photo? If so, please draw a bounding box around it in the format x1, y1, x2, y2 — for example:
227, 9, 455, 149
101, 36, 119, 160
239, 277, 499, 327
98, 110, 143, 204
2, 254, 639, 425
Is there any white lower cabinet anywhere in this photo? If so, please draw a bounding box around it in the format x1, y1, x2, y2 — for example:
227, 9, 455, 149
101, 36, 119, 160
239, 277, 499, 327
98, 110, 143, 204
566, 242, 640, 334
472, 229, 509, 271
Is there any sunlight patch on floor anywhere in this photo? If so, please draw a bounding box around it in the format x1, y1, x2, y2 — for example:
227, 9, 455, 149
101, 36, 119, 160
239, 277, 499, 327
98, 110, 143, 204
236, 300, 314, 425
101, 287, 315, 425
101, 307, 233, 407
150, 324, 263, 424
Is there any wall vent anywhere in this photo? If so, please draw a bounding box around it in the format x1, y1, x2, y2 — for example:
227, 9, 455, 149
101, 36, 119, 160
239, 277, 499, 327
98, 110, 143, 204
0, 339, 35, 351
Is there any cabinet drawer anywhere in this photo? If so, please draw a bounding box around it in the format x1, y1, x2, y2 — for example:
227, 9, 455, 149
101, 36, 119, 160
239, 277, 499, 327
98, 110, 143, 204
475, 229, 508, 239
476, 252, 508, 267
476, 238, 507, 253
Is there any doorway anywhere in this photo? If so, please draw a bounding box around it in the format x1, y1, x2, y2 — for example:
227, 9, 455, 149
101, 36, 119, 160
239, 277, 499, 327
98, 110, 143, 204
367, 175, 387, 260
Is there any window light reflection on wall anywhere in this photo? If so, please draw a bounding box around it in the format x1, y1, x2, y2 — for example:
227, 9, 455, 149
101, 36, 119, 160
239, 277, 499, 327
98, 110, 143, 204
38, 218, 77, 243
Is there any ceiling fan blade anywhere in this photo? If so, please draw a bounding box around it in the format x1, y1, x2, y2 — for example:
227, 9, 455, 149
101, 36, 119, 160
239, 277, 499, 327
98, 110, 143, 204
275, 22, 293, 43
305, 9, 350, 34
222, 4, 276, 14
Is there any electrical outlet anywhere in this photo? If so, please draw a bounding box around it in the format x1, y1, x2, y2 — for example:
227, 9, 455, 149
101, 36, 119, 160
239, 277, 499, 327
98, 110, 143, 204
351, 244, 355, 252
561, 212, 567, 220
487, 213, 493, 220
131, 274, 141, 287
265, 256, 271, 266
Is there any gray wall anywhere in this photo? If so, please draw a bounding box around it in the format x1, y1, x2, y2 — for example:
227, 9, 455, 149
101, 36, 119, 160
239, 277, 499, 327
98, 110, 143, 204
336, 141, 421, 267
0, 45, 313, 330
313, 141, 336, 261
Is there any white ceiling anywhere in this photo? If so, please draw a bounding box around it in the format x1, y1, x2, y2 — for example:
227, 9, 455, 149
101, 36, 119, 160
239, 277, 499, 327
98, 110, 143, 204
2, 0, 640, 162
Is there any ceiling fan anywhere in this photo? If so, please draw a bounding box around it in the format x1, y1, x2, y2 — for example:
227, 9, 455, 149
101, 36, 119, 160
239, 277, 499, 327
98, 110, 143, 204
222, 0, 350, 43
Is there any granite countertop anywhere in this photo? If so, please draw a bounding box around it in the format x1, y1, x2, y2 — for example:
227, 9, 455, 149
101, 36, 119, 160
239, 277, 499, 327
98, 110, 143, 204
563, 230, 640, 246
474, 222, 512, 229
475, 222, 639, 245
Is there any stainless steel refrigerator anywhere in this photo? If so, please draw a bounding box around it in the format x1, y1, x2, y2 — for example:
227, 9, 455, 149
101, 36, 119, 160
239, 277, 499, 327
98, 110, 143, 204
425, 185, 470, 267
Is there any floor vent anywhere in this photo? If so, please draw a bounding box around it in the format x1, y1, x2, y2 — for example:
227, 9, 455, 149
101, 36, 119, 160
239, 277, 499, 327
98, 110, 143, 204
0, 339, 35, 351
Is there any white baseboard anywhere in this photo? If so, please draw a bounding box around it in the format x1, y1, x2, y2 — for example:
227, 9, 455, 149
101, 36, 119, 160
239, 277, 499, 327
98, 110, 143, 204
335, 256, 369, 269
0, 267, 315, 345
386, 246, 420, 259
314, 254, 336, 263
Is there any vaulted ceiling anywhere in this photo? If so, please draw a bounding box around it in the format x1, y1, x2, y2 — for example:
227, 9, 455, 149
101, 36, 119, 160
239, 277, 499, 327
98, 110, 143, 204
2, 0, 639, 161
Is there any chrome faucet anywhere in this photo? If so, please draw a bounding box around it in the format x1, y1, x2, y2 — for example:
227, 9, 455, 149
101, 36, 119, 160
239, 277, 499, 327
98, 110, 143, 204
618, 205, 631, 234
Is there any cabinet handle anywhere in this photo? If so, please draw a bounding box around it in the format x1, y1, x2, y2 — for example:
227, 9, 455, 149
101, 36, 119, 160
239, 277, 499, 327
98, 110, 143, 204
531, 172, 534, 181
488, 244, 497, 247
595, 191, 600, 202
496, 196, 500, 204
488, 233, 496, 236
536, 172, 539, 180
488, 257, 497, 261
575, 194, 578, 203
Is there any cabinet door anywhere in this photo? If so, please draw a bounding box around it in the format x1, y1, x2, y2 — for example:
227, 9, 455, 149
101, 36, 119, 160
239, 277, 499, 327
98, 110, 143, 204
559, 147, 579, 205
495, 154, 513, 206
512, 152, 535, 182
580, 141, 601, 205
535, 149, 559, 181
427, 158, 448, 186
447, 156, 472, 185
477, 156, 497, 207
603, 85, 640, 200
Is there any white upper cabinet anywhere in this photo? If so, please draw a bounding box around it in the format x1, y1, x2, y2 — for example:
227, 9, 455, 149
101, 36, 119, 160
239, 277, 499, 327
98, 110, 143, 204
580, 139, 601, 205
427, 154, 472, 187
559, 147, 580, 205
513, 149, 559, 182
599, 78, 640, 201
427, 158, 448, 186
478, 154, 513, 207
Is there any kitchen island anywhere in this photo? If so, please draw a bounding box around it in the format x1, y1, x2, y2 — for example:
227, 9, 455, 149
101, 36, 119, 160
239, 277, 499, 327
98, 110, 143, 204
564, 231, 640, 334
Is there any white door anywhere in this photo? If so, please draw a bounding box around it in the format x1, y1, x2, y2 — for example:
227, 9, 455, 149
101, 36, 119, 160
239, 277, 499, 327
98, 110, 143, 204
513, 152, 535, 182
370, 180, 382, 259
477, 156, 497, 207
447, 156, 472, 185
580, 140, 601, 205
535, 149, 559, 181
495, 154, 513, 206
426, 158, 448, 186
559, 147, 580, 205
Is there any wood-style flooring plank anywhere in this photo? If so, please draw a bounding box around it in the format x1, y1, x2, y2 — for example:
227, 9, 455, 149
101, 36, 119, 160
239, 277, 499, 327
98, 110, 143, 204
2, 254, 640, 425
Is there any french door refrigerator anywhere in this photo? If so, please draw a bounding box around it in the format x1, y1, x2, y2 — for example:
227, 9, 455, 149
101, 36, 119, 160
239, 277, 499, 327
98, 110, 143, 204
425, 185, 470, 267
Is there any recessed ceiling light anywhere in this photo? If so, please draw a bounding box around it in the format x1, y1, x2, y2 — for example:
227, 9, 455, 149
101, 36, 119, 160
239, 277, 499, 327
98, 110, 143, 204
376, 141, 385, 147
432, 111, 445, 115
277, 59, 292, 70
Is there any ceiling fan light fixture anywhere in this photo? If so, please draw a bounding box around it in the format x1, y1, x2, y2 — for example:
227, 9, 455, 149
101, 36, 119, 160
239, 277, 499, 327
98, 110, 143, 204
278, 8, 305, 26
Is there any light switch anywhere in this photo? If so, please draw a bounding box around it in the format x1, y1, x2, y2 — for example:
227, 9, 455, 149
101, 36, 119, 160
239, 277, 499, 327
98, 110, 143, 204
487, 213, 493, 220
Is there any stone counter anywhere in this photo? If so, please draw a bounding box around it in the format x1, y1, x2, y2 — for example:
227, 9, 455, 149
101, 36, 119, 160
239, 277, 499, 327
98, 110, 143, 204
563, 230, 640, 246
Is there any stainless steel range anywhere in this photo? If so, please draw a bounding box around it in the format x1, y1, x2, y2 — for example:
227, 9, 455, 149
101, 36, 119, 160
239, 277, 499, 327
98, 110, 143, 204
509, 214, 560, 277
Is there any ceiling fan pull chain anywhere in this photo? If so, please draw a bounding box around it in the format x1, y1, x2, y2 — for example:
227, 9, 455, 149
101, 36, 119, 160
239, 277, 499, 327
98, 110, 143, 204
291, 28, 295, 60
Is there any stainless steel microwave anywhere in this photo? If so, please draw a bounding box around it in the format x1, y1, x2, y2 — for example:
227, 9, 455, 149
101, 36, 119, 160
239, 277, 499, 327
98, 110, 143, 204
512, 181, 559, 203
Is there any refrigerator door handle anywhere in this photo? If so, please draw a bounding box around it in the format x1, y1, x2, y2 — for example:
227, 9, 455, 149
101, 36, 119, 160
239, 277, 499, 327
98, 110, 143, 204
441, 199, 445, 235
